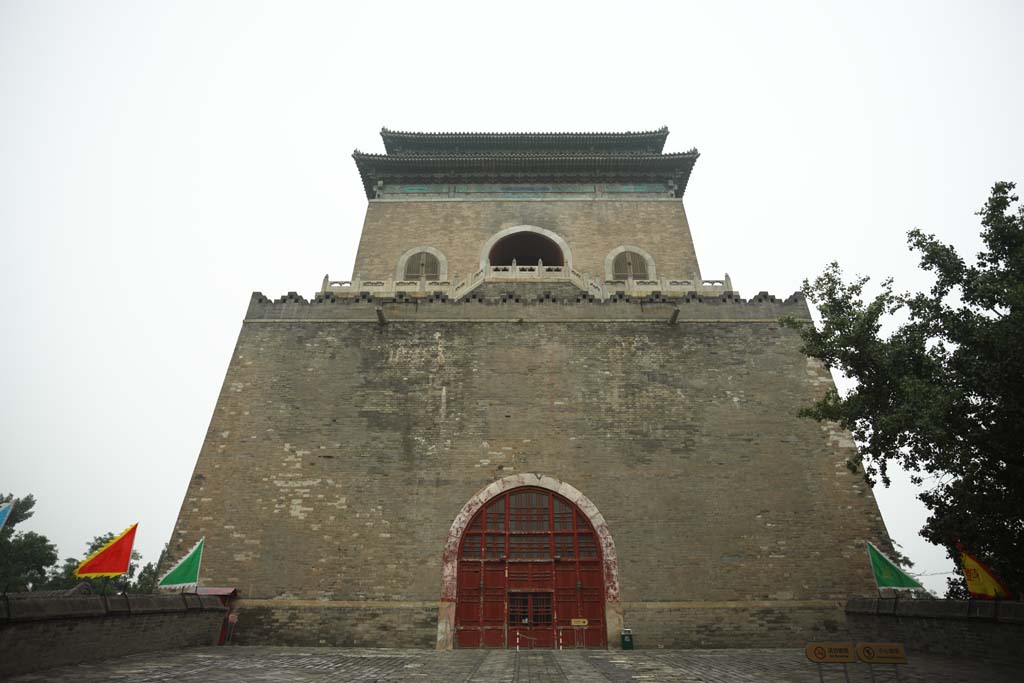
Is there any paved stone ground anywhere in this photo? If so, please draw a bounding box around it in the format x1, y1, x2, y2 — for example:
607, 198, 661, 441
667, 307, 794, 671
9, 647, 1021, 682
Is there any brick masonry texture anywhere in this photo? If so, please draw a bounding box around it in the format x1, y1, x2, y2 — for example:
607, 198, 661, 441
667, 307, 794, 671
351, 200, 702, 281
846, 598, 1024, 667
239, 604, 438, 647
167, 292, 891, 648
0, 594, 227, 678
622, 603, 848, 649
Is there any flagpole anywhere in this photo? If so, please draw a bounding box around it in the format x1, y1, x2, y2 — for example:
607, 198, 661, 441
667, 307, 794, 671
870, 541, 884, 599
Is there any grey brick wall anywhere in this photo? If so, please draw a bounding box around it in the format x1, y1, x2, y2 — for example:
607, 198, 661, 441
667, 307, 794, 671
846, 598, 1024, 665
166, 293, 891, 648
0, 594, 227, 677
623, 602, 848, 649
351, 200, 702, 281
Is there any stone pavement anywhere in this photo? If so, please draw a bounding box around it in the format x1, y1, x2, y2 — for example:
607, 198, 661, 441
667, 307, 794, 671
9, 647, 1020, 682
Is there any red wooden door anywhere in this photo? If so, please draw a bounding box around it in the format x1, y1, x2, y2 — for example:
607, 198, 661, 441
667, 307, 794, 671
454, 487, 606, 648
508, 592, 553, 648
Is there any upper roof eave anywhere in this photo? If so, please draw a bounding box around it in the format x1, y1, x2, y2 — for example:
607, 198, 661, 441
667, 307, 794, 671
380, 127, 670, 155
351, 150, 700, 199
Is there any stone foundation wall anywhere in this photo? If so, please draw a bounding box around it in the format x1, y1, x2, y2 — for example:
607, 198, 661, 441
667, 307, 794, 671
846, 598, 1024, 665
622, 601, 848, 648
229, 600, 849, 650
0, 594, 227, 677
233, 600, 436, 647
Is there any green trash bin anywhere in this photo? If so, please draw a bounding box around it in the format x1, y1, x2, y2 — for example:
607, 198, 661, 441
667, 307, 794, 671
620, 628, 634, 650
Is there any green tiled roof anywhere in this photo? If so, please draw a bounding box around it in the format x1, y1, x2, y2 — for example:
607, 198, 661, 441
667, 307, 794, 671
380, 127, 670, 155
354, 128, 699, 199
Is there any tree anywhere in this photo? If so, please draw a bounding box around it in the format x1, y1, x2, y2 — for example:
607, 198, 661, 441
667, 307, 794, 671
132, 543, 168, 594
41, 531, 144, 593
784, 181, 1023, 598
0, 494, 58, 592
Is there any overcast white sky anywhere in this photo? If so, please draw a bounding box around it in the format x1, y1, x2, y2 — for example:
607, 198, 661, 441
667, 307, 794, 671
2, 1, 1021, 595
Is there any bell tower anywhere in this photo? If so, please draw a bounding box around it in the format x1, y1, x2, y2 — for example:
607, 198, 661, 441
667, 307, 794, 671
334, 127, 724, 300
167, 127, 893, 651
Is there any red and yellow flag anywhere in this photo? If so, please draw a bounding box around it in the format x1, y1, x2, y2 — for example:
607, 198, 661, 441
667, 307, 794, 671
957, 542, 1011, 599
75, 523, 139, 578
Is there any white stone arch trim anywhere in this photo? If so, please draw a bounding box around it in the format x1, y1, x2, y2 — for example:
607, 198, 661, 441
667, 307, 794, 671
396, 246, 449, 281
436, 473, 623, 650
604, 245, 657, 280
478, 225, 574, 271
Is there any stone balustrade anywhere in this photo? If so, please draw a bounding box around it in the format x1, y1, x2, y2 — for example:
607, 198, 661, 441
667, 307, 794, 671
322, 263, 733, 301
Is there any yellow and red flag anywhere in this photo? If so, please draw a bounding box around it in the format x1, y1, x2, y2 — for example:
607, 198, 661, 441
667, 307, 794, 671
75, 523, 139, 578
956, 541, 1011, 599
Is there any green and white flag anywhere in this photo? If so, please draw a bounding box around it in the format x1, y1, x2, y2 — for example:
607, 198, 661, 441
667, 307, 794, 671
867, 541, 923, 590
158, 537, 205, 590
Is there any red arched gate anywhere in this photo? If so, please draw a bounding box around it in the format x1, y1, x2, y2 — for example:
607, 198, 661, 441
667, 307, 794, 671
455, 487, 606, 648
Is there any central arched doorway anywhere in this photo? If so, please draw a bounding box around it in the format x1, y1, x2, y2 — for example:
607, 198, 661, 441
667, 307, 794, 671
478, 226, 573, 272
453, 486, 607, 649
488, 231, 565, 266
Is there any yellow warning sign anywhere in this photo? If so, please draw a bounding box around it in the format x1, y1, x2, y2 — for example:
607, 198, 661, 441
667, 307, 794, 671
804, 642, 855, 663
856, 642, 907, 664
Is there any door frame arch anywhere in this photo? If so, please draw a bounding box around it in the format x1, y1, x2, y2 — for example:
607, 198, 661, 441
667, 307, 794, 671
396, 245, 449, 281
436, 473, 622, 649
478, 226, 574, 272
604, 245, 657, 281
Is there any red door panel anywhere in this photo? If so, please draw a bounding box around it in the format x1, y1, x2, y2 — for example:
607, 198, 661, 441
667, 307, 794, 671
454, 487, 607, 648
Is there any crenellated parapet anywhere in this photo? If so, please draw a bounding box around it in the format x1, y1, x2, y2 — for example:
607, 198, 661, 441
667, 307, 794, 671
245, 288, 809, 322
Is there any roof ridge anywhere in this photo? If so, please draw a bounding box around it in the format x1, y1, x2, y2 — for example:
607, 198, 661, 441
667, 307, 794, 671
380, 127, 669, 138
353, 150, 698, 159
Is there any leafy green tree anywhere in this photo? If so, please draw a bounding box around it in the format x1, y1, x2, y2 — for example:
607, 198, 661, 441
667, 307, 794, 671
784, 181, 1023, 598
132, 543, 168, 594
39, 556, 85, 592
0, 494, 58, 592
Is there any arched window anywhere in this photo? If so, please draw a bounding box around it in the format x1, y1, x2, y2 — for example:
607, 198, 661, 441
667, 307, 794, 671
403, 251, 441, 280
612, 251, 649, 280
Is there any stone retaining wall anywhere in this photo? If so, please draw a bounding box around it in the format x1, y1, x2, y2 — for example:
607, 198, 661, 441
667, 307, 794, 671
623, 600, 848, 649
0, 594, 227, 677
846, 598, 1024, 665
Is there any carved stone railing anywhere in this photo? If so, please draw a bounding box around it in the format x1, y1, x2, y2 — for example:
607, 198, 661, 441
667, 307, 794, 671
321, 276, 454, 296
450, 261, 595, 298
599, 275, 733, 298
322, 265, 733, 300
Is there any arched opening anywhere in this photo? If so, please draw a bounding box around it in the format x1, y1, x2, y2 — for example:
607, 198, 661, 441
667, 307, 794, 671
403, 251, 440, 280
605, 246, 656, 281
452, 486, 607, 649
612, 251, 648, 280
488, 232, 565, 266
397, 246, 448, 282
